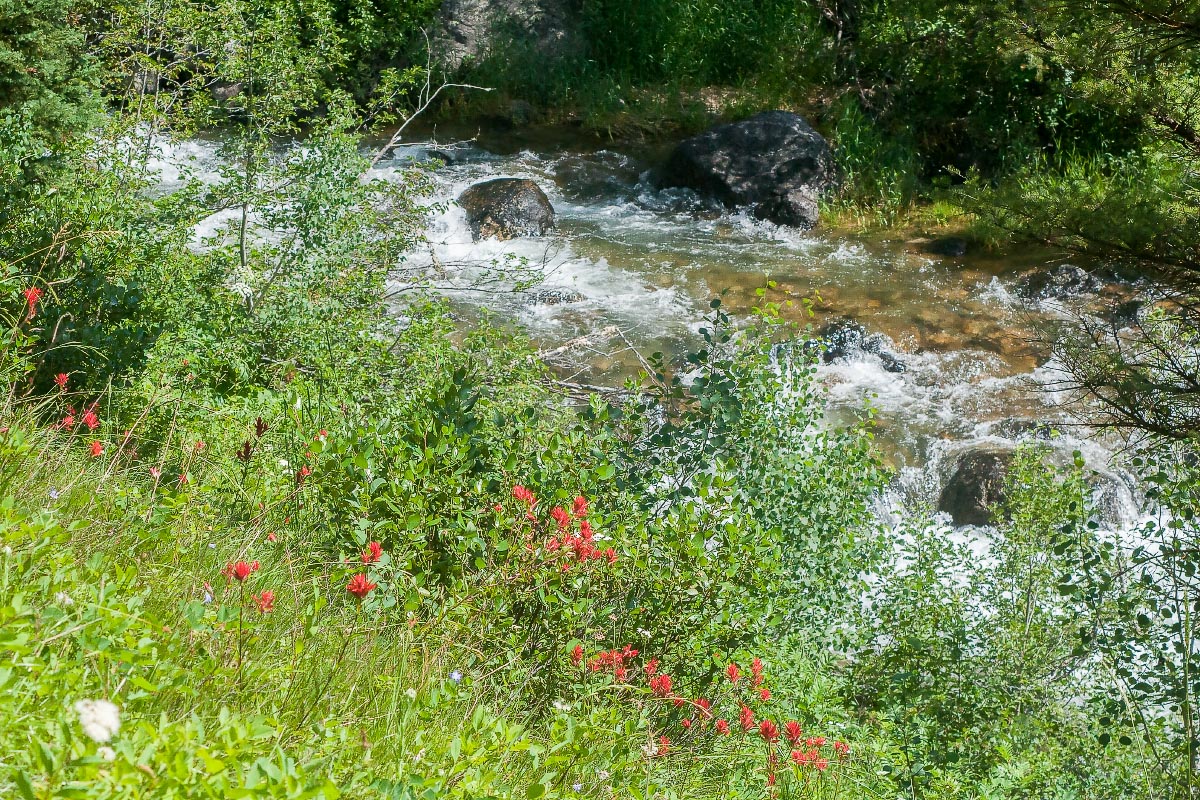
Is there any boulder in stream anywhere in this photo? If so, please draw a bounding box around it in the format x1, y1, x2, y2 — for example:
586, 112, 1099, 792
937, 448, 1014, 526
817, 319, 906, 373
657, 111, 837, 229
457, 178, 555, 241
923, 236, 969, 258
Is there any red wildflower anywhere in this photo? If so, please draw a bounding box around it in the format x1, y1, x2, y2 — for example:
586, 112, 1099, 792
82, 409, 99, 431
645, 658, 659, 677
673, 696, 685, 708
254, 590, 275, 613
681, 718, 692, 730
89, 440, 103, 457
715, 719, 731, 735
570, 644, 584, 665
834, 741, 850, 757
785, 721, 803, 746
767, 772, 776, 789
54, 373, 68, 390
296, 465, 311, 484
224, 560, 259, 582
726, 663, 741, 683
751, 656, 765, 686
790, 749, 808, 766
550, 506, 570, 529
759, 719, 779, 743
604, 547, 617, 564
739, 705, 755, 732
695, 697, 713, 719
346, 573, 377, 599
805, 736, 826, 748
512, 485, 536, 506
614, 665, 628, 681
267, 532, 277, 542
362, 541, 383, 564
656, 735, 669, 756
649, 673, 673, 697
194, 440, 205, 451
23, 286, 43, 318
759, 688, 771, 701
60, 413, 75, 429
177, 473, 188, 485
492, 503, 502, 513
814, 758, 829, 771
572, 495, 588, 518
149, 466, 161, 479
579, 520, 593, 541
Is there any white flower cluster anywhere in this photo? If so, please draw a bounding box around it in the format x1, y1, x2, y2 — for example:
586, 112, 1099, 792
75, 699, 120, 743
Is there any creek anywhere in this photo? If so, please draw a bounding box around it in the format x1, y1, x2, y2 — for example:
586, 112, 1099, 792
156, 124, 1147, 531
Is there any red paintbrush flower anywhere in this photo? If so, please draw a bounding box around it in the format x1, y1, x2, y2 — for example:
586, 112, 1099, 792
347, 573, 377, 599
23, 286, 43, 319
254, 590, 275, 613
362, 541, 383, 564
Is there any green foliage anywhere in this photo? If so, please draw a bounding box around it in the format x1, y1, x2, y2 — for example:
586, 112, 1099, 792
0, 0, 98, 209
1051, 441, 1200, 796
330, 0, 440, 103
850, 446, 1150, 798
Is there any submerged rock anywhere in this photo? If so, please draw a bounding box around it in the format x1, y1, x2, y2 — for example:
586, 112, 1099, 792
524, 288, 583, 306
924, 236, 969, 258
990, 418, 1057, 441
656, 111, 837, 229
1016, 264, 1103, 301
457, 178, 555, 241
937, 448, 1014, 526
817, 319, 906, 373
1107, 298, 1143, 328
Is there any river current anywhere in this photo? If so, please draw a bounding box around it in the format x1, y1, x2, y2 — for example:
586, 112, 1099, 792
154, 127, 1145, 531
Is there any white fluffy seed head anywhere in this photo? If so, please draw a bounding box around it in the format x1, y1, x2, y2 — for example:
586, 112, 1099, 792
75, 699, 120, 743
97, 746, 116, 761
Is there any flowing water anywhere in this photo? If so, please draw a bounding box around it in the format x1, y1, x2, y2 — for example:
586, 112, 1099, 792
153, 126, 1147, 529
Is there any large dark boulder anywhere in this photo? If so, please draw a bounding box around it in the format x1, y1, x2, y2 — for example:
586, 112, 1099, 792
937, 448, 1014, 526
657, 111, 837, 229
457, 178, 555, 241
